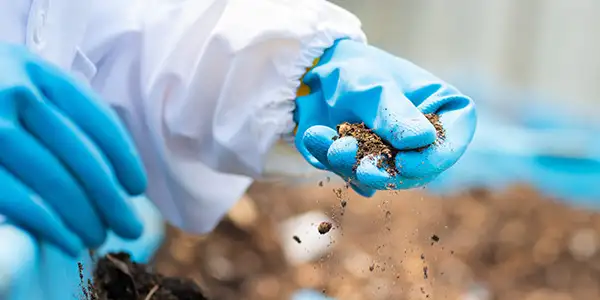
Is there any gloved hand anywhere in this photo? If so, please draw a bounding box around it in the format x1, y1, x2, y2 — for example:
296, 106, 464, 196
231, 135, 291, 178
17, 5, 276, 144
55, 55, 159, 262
295, 39, 476, 195
0, 195, 165, 300
0, 43, 147, 257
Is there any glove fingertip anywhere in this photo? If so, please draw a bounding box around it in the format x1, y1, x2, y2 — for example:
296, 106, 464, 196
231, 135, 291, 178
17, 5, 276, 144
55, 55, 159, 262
303, 126, 337, 151
108, 201, 144, 241
121, 167, 148, 196
114, 217, 144, 241
295, 134, 328, 171
303, 125, 338, 168
327, 137, 359, 177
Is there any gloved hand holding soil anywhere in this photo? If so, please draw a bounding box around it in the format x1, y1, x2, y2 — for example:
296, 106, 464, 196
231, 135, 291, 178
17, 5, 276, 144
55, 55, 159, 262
294, 40, 476, 195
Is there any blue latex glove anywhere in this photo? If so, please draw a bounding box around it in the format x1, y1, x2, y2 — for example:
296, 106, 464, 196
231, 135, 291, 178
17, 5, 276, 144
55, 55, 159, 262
0, 43, 147, 257
0, 196, 165, 300
295, 40, 476, 195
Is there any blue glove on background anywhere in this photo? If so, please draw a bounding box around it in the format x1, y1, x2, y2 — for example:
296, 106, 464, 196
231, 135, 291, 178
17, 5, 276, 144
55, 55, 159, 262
295, 39, 476, 195
0, 196, 165, 300
0, 43, 147, 256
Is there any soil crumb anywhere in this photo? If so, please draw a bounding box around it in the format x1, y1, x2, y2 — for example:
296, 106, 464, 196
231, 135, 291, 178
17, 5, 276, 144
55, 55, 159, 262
425, 113, 445, 141
91, 252, 209, 300
431, 235, 440, 243
318, 221, 333, 234
293, 235, 302, 244
336, 113, 444, 176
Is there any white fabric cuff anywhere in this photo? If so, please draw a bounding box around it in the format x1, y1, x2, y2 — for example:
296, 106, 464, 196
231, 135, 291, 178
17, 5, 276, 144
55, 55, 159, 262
249, 0, 367, 178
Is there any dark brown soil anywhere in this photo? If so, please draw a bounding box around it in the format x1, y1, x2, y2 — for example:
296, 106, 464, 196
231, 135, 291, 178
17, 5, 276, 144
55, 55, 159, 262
336, 113, 445, 176
88, 252, 209, 300
425, 113, 445, 141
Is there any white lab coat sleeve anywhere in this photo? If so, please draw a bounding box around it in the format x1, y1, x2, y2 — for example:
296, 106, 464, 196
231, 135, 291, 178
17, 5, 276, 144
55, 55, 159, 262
82, 0, 366, 233
143, 0, 366, 178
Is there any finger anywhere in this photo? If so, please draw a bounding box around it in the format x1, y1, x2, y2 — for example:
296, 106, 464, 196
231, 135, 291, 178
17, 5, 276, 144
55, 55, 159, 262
296, 133, 327, 170
27, 60, 146, 195
295, 92, 330, 170
0, 122, 106, 247
312, 57, 438, 151
349, 182, 375, 197
303, 125, 337, 168
326, 136, 360, 177
355, 155, 434, 190
0, 167, 82, 257
20, 100, 144, 240
364, 87, 437, 150
395, 103, 476, 178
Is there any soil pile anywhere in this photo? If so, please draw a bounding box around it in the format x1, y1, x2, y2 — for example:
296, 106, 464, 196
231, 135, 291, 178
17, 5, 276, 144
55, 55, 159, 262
336, 113, 445, 176
82, 252, 209, 300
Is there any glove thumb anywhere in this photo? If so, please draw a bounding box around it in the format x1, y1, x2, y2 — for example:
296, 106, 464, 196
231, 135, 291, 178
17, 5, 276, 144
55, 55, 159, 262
366, 90, 437, 150
329, 71, 438, 150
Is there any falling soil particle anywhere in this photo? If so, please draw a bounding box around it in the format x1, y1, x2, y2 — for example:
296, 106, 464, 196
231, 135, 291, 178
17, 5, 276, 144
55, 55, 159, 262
340, 200, 347, 208
89, 252, 209, 300
423, 266, 429, 279
335, 113, 444, 176
431, 235, 440, 243
369, 264, 375, 272
293, 236, 302, 244
79, 262, 97, 300
420, 254, 425, 260
318, 221, 333, 234
333, 188, 343, 199
318, 181, 323, 187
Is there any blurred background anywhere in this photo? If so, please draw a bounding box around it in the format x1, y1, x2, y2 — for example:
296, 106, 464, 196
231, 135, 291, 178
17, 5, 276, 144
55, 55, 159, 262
336, 0, 600, 118
152, 1, 600, 300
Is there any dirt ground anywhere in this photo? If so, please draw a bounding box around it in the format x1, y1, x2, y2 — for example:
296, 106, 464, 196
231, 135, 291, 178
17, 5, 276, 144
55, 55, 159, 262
153, 182, 600, 300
